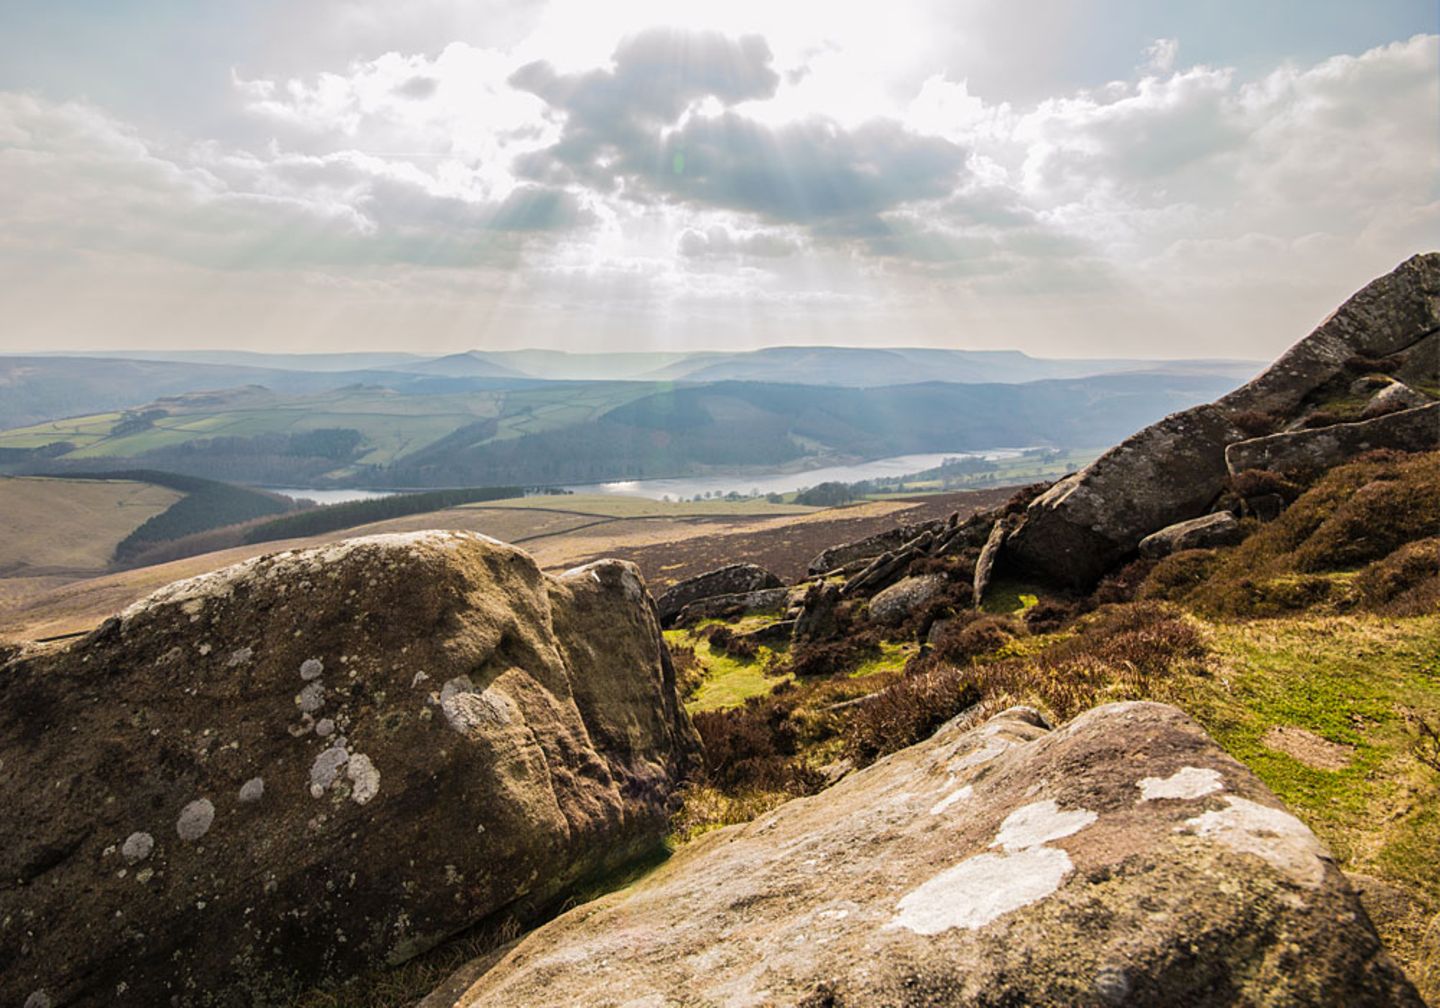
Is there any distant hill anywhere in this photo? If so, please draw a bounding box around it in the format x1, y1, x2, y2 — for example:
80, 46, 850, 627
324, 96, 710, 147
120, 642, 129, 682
639, 346, 1261, 386
376, 372, 1241, 487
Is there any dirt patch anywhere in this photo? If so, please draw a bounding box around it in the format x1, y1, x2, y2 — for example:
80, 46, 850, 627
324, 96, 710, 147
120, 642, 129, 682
1262, 725, 1356, 770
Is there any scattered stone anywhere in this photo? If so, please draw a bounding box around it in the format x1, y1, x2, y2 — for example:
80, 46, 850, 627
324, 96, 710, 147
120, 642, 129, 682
792, 582, 842, 642
120, 832, 154, 864
440, 702, 1420, 1007
175, 799, 214, 842
238, 778, 265, 804
654, 564, 783, 625
1361, 380, 1431, 419
869, 574, 948, 626
1138, 512, 1246, 559
299, 658, 324, 680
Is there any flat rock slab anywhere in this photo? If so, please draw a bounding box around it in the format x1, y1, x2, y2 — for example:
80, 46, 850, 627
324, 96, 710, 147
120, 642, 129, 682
1226, 403, 1439, 475
654, 564, 783, 625
445, 701, 1419, 1007
1138, 512, 1245, 559
0, 531, 699, 1008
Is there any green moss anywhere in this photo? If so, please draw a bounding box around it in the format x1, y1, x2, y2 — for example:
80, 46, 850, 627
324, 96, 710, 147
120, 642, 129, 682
666, 628, 791, 712
849, 641, 917, 678
981, 578, 1051, 614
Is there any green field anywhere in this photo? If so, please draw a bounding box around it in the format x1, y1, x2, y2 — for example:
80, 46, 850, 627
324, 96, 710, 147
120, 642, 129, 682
0, 383, 657, 470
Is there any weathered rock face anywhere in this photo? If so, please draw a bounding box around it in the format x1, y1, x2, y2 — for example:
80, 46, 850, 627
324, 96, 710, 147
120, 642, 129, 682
0, 531, 699, 1008
1007, 405, 1245, 588
807, 519, 949, 575
868, 574, 948, 626
1007, 253, 1440, 589
1226, 403, 1439, 475
653, 563, 783, 625
673, 587, 789, 627
441, 701, 1420, 1007
1138, 512, 1246, 559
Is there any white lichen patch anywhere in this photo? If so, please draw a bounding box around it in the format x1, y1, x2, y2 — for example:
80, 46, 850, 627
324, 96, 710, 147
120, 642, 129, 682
24, 990, 52, 1008
239, 777, 265, 803
226, 647, 253, 668
296, 682, 325, 713
439, 677, 517, 735
888, 846, 1075, 935
176, 799, 215, 841
1139, 766, 1224, 802
300, 658, 324, 680
347, 754, 380, 805
992, 800, 1097, 852
309, 746, 350, 797
929, 784, 974, 816
1182, 796, 1331, 887
315, 718, 336, 738
121, 831, 154, 864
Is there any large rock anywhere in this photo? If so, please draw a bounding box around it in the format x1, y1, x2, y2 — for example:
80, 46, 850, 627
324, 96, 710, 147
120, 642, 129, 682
673, 587, 789, 627
1007, 254, 1440, 589
808, 519, 947, 575
868, 574, 948, 626
1226, 403, 1440, 475
440, 702, 1419, 1006
1361, 381, 1432, 419
0, 531, 699, 1008
654, 563, 783, 625
1138, 512, 1246, 559
1007, 405, 1245, 588
1213, 252, 1440, 418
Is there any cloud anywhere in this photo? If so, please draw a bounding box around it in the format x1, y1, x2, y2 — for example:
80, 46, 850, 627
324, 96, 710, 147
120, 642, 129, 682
512, 28, 966, 227
676, 224, 801, 258
0, 92, 590, 273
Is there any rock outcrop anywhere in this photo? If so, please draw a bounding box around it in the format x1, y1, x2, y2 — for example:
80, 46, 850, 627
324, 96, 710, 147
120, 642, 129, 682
654, 563, 783, 625
1007, 253, 1440, 588
440, 701, 1420, 1007
673, 587, 789, 627
868, 574, 947, 626
0, 531, 699, 1008
807, 519, 949, 576
1361, 380, 1431, 419
1138, 512, 1246, 559
1226, 403, 1439, 475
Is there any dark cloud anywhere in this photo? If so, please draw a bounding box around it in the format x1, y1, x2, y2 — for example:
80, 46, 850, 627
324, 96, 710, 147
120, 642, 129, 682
394, 75, 439, 100
510, 28, 966, 226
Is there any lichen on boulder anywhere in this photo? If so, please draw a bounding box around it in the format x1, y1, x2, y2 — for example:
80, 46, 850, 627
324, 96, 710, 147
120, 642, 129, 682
0, 530, 699, 1007
438, 702, 1421, 1007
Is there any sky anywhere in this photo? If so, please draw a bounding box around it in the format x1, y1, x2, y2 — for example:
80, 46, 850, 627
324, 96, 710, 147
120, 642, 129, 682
0, 1, 1435, 359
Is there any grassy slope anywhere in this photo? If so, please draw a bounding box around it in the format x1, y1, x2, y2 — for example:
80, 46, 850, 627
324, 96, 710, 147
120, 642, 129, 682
0, 477, 183, 572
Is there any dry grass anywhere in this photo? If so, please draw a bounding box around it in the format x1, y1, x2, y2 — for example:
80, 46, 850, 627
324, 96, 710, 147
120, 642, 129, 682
0, 476, 182, 574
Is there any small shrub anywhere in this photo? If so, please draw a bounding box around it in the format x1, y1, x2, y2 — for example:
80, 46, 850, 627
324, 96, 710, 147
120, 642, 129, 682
1345, 353, 1403, 375
786, 630, 880, 678
1023, 598, 1078, 634
703, 625, 760, 661
1297, 409, 1348, 430
692, 696, 818, 793
1231, 410, 1279, 438
1139, 549, 1223, 602
844, 666, 982, 764
1229, 469, 1302, 502
931, 613, 1020, 665
1092, 558, 1155, 605
1354, 538, 1440, 615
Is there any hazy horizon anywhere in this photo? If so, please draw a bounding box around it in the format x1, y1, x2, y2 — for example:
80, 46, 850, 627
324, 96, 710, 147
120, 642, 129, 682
1, 1, 1434, 359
